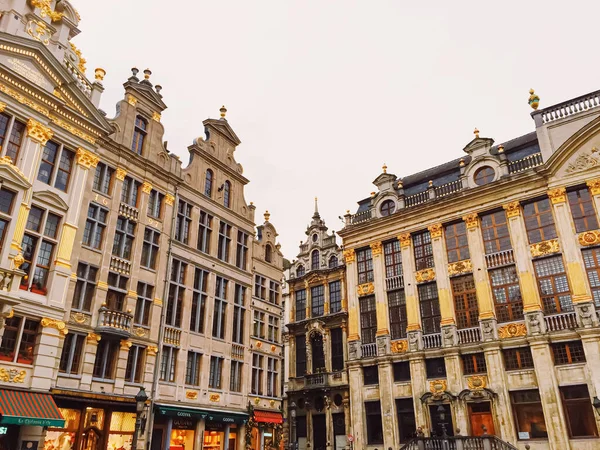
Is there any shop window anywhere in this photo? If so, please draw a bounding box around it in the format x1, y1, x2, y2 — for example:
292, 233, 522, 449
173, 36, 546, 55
451, 274, 479, 329
0, 188, 15, 253
83, 203, 108, 249
419, 282, 441, 334
190, 268, 208, 334
71, 263, 98, 312
59, 333, 85, 375
311, 285, 325, 317
356, 247, 374, 284
295, 289, 306, 321
445, 222, 470, 263
175, 200, 192, 244
502, 347, 534, 371
217, 221, 232, 262
551, 341, 586, 365
44, 408, 81, 450
198, 210, 213, 254
141, 227, 160, 269
37, 140, 75, 192
295, 334, 306, 376
480, 210, 511, 254
560, 385, 598, 438
533, 256, 573, 314
93, 340, 118, 380
359, 295, 377, 344
510, 390, 548, 440
425, 358, 446, 379
413, 230, 434, 270
523, 198, 557, 244
393, 361, 411, 382
330, 328, 344, 371
125, 345, 145, 383
363, 366, 379, 385
93, 162, 114, 195
329, 280, 342, 313
0, 316, 39, 364
389, 289, 407, 339
567, 187, 599, 233
365, 401, 383, 445
462, 353, 487, 374
108, 411, 136, 450
490, 265, 523, 323
396, 398, 417, 443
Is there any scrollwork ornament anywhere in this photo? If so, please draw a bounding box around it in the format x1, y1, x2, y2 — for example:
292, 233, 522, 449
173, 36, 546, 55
427, 223, 443, 238
502, 201, 521, 218
343, 249, 355, 263
530, 239, 560, 258
75, 148, 100, 169
462, 213, 479, 229
498, 323, 527, 339
578, 230, 600, 246
26, 118, 53, 144
398, 233, 411, 248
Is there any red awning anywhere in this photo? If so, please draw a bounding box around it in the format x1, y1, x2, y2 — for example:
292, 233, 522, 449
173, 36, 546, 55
0, 389, 64, 427
254, 410, 283, 424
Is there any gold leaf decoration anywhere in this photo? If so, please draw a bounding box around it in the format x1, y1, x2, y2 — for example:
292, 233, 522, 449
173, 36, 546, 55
447, 259, 473, 276
390, 340, 408, 353
530, 239, 560, 258
415, 268, 435, 283
579, 230, 600, 246
498, 323, 527, 339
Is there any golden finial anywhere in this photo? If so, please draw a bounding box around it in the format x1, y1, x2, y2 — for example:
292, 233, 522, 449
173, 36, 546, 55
346, 210, 350, 214
264, 210, 270, 222
528, 89, 540, 110
474, 128, 480, 138
370, 192, 376, 197
382, 163, 387, 174
94, 68, 106, 81
498, 144, 505, 153
428, 180, 433, 188
459, 158, 465, 167
143, 69, 151, 80
397, 179, 403, 189
220, 105, 227, 118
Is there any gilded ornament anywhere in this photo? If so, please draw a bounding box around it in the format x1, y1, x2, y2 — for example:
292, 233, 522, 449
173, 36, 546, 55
530, 239, 560, 258
115, 168, 127, 181
0, 82, 50, 117
254, 397, 260, 405
50, 116, 96, 144
429, 379, 447, 394
140, 181, 152, 194
370, 241, 383, 256
398, 233, 411, 248
473, 128, 480, 138
547, 187, 566, 204
165, 194, 175, 206
94, 68, 106, 81
578, 230, 600, 246
71, 312, 87, 324
69, 43, 86, 72
0, 368, 26, 383
447, 259, 473, 276
87, 333, 101, 343
357, 282, 375, 296
134, 327, 147, 337
428, 223, 443, 239
498, 323, 527, 339
528, 89, 540, 110
26, 19, 52, 45
120, 340, 132, 350
586, 178, 600, 196
209, 393, 220, 402
264, 211, 271, 222
30, 0, 63, 21
154, 298, 164, 306
415, 268, 435, 283
0, 102, 6, 113
390, 340, 408, 353
256, 341, 263, 348
12, 253, 25, 270
127, 94, 137, 106
75, 148, 100, 169
462, 213, 479, 229
566, 148, 600, 174
270, 400, 275, 407
40, 317, 68, 335
147, 345, 158, 356
343, 249, 355, 263
502, 201, 521, 218
152, 112, 161, 122
26, 118, 53, 145
271, 345, 276, 352
186, 391, 198, 400
97, 281, 109, 290
467, 375, 487, 390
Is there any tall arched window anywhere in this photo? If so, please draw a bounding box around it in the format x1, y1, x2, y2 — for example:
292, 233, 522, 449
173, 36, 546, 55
224, 181, 231, 208
329, 255, 338, 268
265, 244, 272, 263
297, 265, 305, 277
311, 333, 325, 371
204, 169, 213, 197
131, 116, 147, 155
311, 250, 320, 271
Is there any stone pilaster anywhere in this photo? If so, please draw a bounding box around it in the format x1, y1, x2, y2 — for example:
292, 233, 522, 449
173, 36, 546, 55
399, 234, 421, 332
32, 318, 68, 390
378, 361, 398, 449
444, 352, 467, 434
195, 418, 206, 450
348, 367, 364, 446
81, 333, 101, 389
343, 394, 351, 450
428, 224, 455, 327
325, 400, 333, 450
344, 249, 360, 345
580, 331, 600, 403
114, 339, 132, 393
370, 242, 390, 353
409, 356, 429, 435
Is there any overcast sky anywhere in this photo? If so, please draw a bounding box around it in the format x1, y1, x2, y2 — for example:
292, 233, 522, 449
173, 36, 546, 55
74, 0, 600, 259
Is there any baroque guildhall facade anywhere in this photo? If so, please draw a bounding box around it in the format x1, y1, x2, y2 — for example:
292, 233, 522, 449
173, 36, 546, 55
0, 2, 285, 450
336, 89, 600, 450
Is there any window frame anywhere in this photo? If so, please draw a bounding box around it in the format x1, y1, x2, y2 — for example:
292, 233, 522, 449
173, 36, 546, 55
311, 285, 325, 317
0, 188, 16, 253
135, 282, 154, 327
490, 265, 524, 323
71, 263, 98, 312
383, 239, 403, 278
59, 332, 85, 375
147, 189, 164, 219
125, 345, 146, 384
329, 280, 342, 313
121, 176, 140, 207
190, 268, 208, 334
217, 221, 232, 262
92, 339, 118, 380
359, 295, 377, 344
166, 259, 186, 327
413, 230, 434, 270
356, 247, 374, 284
185, 351, 202, 386
480, 210, 512, 254
388, 289, 407, 340
0, 114, 26, 163
112, 216, 136, 260
37, 140, 75, 192
93, 162, 114, 195
251, 353, 264, 395
212, 276, 228, 339
567, 186, 599, 233
204, 169, 214, 198
533, 256, 573, 314
223, 180, 231, 208
232, 284, 246, 344
551, 341, 586, 365
141, 227, 160, 270
502, 347, 534, 371
451, 274, 479, 329
418, 282, 441, 335
295, 289, 306, 321
445, 221, 470, 263
0, 316, 40, 365
131, 115, 147, 155
160, 345, 178, 382
236, 231, 248, 269
523, 198, 557, 244
83, 203, 108, 250
175, 199, 193, 245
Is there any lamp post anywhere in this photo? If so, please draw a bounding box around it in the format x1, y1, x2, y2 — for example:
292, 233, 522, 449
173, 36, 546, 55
132, 387, 149, 450
289, 402, 297, 450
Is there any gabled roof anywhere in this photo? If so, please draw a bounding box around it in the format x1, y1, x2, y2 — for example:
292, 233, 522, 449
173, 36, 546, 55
123, 78, 167, 112
203, 118, 241, 146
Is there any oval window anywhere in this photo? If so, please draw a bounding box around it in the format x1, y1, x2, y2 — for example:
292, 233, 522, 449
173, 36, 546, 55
474, 166, 495, 186
380, 199, 396, 217
312, 234, 318, 242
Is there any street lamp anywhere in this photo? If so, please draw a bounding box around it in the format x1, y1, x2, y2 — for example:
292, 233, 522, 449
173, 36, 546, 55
289, 402, 297, 450
132, 387, 149, 450
593, 396, 600, 416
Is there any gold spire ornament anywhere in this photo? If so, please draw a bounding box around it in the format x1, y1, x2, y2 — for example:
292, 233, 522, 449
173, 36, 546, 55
264, 210, 270, 222
382, 163, 387, 174
94, 68, 106, 81
528, 89, 540, 110
220, 106, 227, 118
474, 128, 480, 139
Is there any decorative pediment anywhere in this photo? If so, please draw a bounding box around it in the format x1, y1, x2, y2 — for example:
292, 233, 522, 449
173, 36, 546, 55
0, 158, 31, 189
32, 190, 69, 211
462, 136, 495, 159
124, 79, 167, 112
203, 118, 242, 146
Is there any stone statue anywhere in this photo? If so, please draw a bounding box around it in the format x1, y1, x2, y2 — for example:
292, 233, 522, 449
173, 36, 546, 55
578, 305, 594, 328
348, 342, 358, 360
408, 333, 419, 352
527, 313, 541, 335
442, 327, 454, 346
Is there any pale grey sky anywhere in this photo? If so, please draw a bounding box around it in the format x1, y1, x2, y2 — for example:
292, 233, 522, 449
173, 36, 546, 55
74, 0, 600, 259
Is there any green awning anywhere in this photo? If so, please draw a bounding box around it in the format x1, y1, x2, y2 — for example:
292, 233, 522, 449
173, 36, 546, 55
0, 389, 64, 427
157, 405, 248, 424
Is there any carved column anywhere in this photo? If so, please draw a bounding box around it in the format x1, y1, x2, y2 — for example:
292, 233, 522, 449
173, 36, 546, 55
347, 366, 364, 447
409, 356, 429, 435
399, 233, 422, 351
370, 241, 390, 355
378, 361, 398, 449
342, 394, 351, 450
80, 333, 101, 390
344, 250, 361, 360
114, 339, 132, 393
33, 318, 68, 390
428, 224, 456, 347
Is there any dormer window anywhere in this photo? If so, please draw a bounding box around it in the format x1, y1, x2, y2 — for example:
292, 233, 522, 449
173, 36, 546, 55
474, 166, 495, 186
205, 169, 214, 197
380, 199, 396, 217
224, 181, 231, 208
329, 255, 338, 268
311, 250, 320, 271
297, 265, 305, 277
131, 116, 147, 155
265, 244, 273, 263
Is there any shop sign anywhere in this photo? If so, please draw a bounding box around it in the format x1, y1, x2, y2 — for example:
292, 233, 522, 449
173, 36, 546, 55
0, 417, 64, 427
157, 406, 247, 425
173, 418, 195, 430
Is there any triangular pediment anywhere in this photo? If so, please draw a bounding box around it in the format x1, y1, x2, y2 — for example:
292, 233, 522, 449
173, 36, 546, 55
124, 79, 167, 112
463, 137, 495, 156
203, 118, 242, 146
32, 190, 69, 211
0, 160, 31, 190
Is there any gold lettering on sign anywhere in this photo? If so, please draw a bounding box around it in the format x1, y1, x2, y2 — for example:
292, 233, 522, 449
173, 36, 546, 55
7, 57, 51, 90
94, 193, 109, 206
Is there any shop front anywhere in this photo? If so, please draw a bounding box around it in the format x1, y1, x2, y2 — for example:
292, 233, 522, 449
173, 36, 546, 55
246, 410, 283, 450
152, 405, 248, 450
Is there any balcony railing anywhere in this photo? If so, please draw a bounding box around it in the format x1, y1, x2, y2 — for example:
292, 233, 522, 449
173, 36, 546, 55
484, 249, 515, 268
423, 333, 442, 349
385, 274, 404, 291
434, 179, 463, 198
535, 89, 600, 125
306, 373, 325, 386
109, 256, 131, 276
351, 209, 372, 225
507, 153, 543, 174
119, 202, 139, 222
231, 344, 244, 360
361, 343, 377, 358
405, 191, 429, 208
164, 326, 182, 346
96, 307, 132, 338
545, 311, 578, 332
457, 327, 481, 345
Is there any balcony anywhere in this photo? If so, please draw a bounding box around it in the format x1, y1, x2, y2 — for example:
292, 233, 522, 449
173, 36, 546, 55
507, 153, 543, 174
533, 89, 600, 125
361, 343, 377, 358
109, 256, 131, 276
96, 307, 133, 338
306, 373, 325, 387
385, 274, 404, 291
457, 327, 481, 345
484, 249, 515, 269
164, 326, 181, 346
231, 344, 244, 360
118, 202, 139, 222
545, 311, 578, 332
423, 333, 442, 349
294, 371, 348, 390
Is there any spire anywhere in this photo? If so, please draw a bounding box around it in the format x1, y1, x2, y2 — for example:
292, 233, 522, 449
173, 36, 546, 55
313, 196, 320, 219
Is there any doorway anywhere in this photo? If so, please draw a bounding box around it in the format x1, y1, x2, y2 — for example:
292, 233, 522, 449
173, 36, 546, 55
428, 404, 454, 437
468, 402, 495, 436
312, 415, 327, 450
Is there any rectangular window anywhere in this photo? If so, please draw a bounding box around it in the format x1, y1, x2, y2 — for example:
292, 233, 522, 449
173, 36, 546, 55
330, 328, 344, 371
568, 187, 599, 233
269, 281, 280, 304
212, 276, 228, 339
217, 221, 232, 262
462, 353, 487, 374
72, 263, 98, 312
365, 401, 384, 445
267, 315, 279, 342
185, 351, 202, 386
490, 265, 523, 323
190, 268, 208, 333
267, 357, 277, 397
533, 256, 572, 314
356, 247, 374, 284
232, 284, 246, 344
20, 207, 61, 294
175, 200, 192, 244
135, 282, 154, 327
311, 285, 325, 317
523, 198, 557, 244
37, 140, 75, 192
481, 210, 512, 254
3, 118, 25, 163
93, 340, 118, 380
166, 259, 186, 327
510, 390, 548, 439
582, 247, 600, 308
125, 345, 145, 383
396, 399, 417, 443
147, 189, 164, 219
551, 341, 586, 365
359, 295, 377, 344
121, 176, 140, 207
418, 283, 441, 334
141, 227, 160, 269
251, 353, 264, 395
197, 210, 213, 253
106, 272, 128, 310
295, 335, 306, 376
560, 385, 598, 438
254, 275, 266, 300
413, 230, 434, 270
59, 332, 85, 375
445, 222, 470, 263
93, 162, 114, 195
451, 275, 479, 329
503, 347, 534, 370
236, 231, 248, 270
112, 216, 136, 260
0, 316, 39, 365
329, 281, 342, 313
425, 358, 446, 378
160, 346, 178, 382
295, 289, 306, 321
253, 311, 265, 338
83, 203, 108, 249
230, 360, 243, 392
389, 289, 407, 340
0, 188, 16, 252
383, 239, 403, 278
363, 366, 379, 385
393, 362, 411, 382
